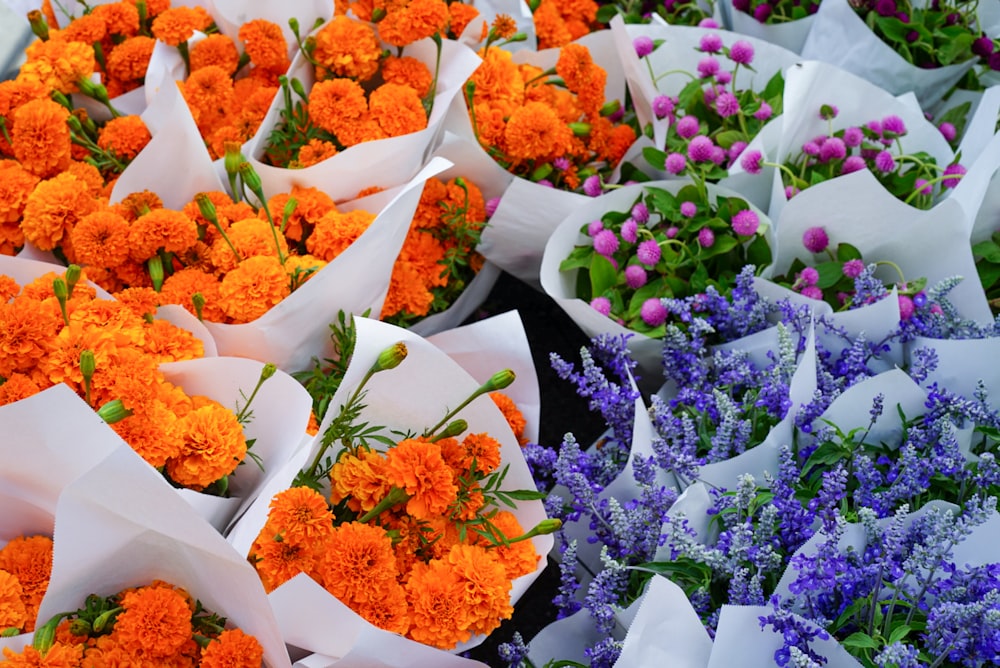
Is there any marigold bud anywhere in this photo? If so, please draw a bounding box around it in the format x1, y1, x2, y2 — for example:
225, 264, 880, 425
372, 342, 407, 372
483, 369, 516, 392
238, 161, 264, 197
191, 292, 205, 321
224, 143, 243, 177
261, 362, 277, 380
97, 399, 133, 424
195, 193, 219, 224
52, 278, 68, 301
79, 350, 96, 381
65, 264, 82, 297
68, 619, 91, 637
147, 255, 164, 292
438, 419, 468, 439
28, 11, 49, 41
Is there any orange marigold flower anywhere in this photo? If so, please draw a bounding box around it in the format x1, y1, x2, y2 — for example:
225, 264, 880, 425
380, 262, 433, 319
0, 569, 27, 631
445, 542, 513, 635
127, 208, 199, 262
238, 19, 290, 73
292, 138, 338, 169
469, 47, 524, 118
91, 2, 141, 37
105, 35, 155, 82
283, 254, 326, 286
532, 0, 573, 50
369, 83, 428, 138
113, 286, 160, 319
10, 98, 72, 179
603, 122, 637, 166
0, 373, 43, 406
266, 186, 335, 240
113, 400, 183, 468
128, 0, 170, 18
87, 348, 161, 415
329, 449, 390, 514
381, 56, 433, 99
21, 172, 99, 251
166, 401, 246, 490
114, 189, 163, 221
140, 318, 205, 363
1, 642, 83, 666
60, 13, 108, 44
317, 522, 399, 604
114, 585, 193, 658
403, 559, 473, 649
555, 43, 605, 116
265, 486, 334, 543
70, 209, 132, 268
312, 16, 382, 82
0, 274, 18, 301
491, 14, 518, 39
383, 438, 457, 520
159, 267, 226, 322
460, 432, 502, 475
378, 0, 450, 46
444, 176, 487, 233
502, 101, 574, 163
0, 161, 40, 225
190, 33, 241, 75
19, 39, 96, 95
475, 510, 539, 579
0, 536, 53, 630
64, 160, 105, 195
200, 628, 263, 668
397, 228, 447, 287
217, 255, 290, 323
306, 77, 369, 137
490, 391, 527, 443
448, 3, 480, 38
208, 217, 288, 273
181, 66, 236, 138
250, 526, 321, 593
151, 6, 213, 47
351, 579, 410, 636
305, 209, 374, 262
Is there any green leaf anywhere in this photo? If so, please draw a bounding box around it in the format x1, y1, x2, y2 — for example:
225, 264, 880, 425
627, 280, 666, 320
498, 489, 548, 500
815, 261, 844, 289
937, 32, 974, 66
888, 624, 912, 645
714, 130, 745, 149
590, 253, 618, 299
977, 260, 1000, 293
646, 187, 678, 215
746, 234, 772, 269
595, 3, 619, 23
842, 632, 880, 650
643, 147, 667, 171
875, 15, 915, 45
835, 242, 863, 262
972, 240, 1000, 264
559, 244, 594, 272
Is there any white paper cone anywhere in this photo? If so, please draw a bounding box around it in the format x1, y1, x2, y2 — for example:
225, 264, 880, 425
722, 3, 816, 54
613, 576, 713, 668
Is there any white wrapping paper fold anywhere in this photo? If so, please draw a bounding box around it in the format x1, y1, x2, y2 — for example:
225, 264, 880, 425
718, 0, 816, 54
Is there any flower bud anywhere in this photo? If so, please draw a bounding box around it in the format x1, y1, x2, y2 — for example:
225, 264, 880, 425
238, 161, 264, 197
27, 10, 49, 40
79, 350, 96, 382
371, 6, 386, 20
372, 342, 407, 372
437, 419, 468, 439
483, 369, 516, 392
68, 619, 92, 637
224, 143, 243, 178
191, 292, 205, 321
147, 255, 164, 292
290, 78, 308, 100
52, 277, 68, 302
92, 607, 120, 633
288, 17, 300, 35
195, 193, 219, 224
77, 78, 112, 105
568, 122, 590, 137
1, 627, 19, 638
65, 264, 82, 297
532, 518, 562, 535
97, 399, 133, 424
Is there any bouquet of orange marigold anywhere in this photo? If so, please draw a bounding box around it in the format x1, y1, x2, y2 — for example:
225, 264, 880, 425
0, 535, 53, 636
0, 580, 263, 667
529, 0, 602, 49
242, 318, 556, 651
464, 19, 638, 194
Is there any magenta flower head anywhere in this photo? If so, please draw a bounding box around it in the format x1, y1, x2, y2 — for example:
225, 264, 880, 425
697, 56, 720, 79
587, 219, 604, 236
631, 202, 649, 223
753, 4, 771, 21
485, 197, 501, 218
914, 178, 932, 195
819, 104, 839, 121
881, 115, 907, 137
637, 239, 661, 266
698, 227, 715, 248
640, 298, 668, 326
698, 18, 720, 28
665, 152, 687, 174
680, 201, 697, 217
593, 229, 620, 256
842, 126, 863, 147
728, 141, 748, 161
802, 140, 821, 156
731, 209, 760, 236
802, 226, 829, 253
740, 149, 763, 174
800, 285, 824, 300
819, 136, 847, 162
754, 102, 773, 121
699, 33, 723, 53
688, 135, 715, 162
875, 0, 896, 16
841, 155, 866, 174
866, 119, 883, 135
973, 36, 995, 58
625, 264, 648, 289
842, 259, 865, 278
652, 95, 675, 119
537, 179, 554, 188
938, 122, 957, 143
621, 218, 638, 243
715, 92, 741, 117
785, 185, 799, 199
942, 163, 966, 188
729, 40, 755, 65
874, 150, 896, 173
675, 115, 700, 138
799, 266, 819, 286
583, 175, 602, 197
710, 145, 727, 165
716, 70, 732, 85
666, 226, 679, 238
898, 294, 915, 320
634, 35, 655, 58
590, 296, 612, 316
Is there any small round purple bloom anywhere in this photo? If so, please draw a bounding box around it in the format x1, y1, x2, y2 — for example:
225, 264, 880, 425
753, 4, 771, 21
990, 52, 1000, 70
716, 70, 732, 85
710, 146, 727, 165
583, 175, 603, 197
675, 115, 700, 138
906, 29, 919, 42
801, 141, 821, 156
485, 197, 501, 218
634, 35, 655, 58
800, 285, 824, 300
731, 209, 760, 235
652, 95, 675, 119
641, 298, 668, 326
637, 239, 661, 266
914, 178, 932, 195
973, 36, 995, 58
715, 92, 741, 117
631, 202, 649, 223
680, 201, 697, 217
785, 185, 799, 198
802, 226, 829, 253
898, 294, 915, 320
896, 11, 910, 22
697, 56, 720, 79
666, 226, 679, 238
587, 219, 604, 236
874, 150, 896, 173
698, 227, 715, 248
728, 141, 747, 160
881, 115, 906, 136
741, 149, 763, 174
819, 104, 839, 120
754, 102, 773, 121
537, 179, 554, 188
912, 291, 927, 308
938, 122, 957, 142
819, 136, 847, 162
842, 259, 865, 278
698, 18, 720, 27
621, 218, 638, 243
688, 135, 715, 162
625, 264, 648, 288
593, 229, 620, 256
699, 33, 723, 53
841, 155, 866, 174
665, 152, 687, 175
799, 266, 819, 286
703, 88, 717, 106
875, 0, 896, 16
842, 126, 864, 147
866, 120, 883, 135
942, 163, 966, 188
729, 40, 755, 65
590, 296, 612, 316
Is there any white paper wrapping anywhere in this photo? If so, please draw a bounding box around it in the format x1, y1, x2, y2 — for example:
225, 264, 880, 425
720, 1, 816, 54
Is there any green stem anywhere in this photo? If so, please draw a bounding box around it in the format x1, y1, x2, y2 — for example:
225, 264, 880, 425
358, 486, 409, 523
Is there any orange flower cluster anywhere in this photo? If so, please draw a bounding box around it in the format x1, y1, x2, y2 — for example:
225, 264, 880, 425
0, 266, 256, 493
0, 536, 53, 634
0, 581, 263, 667
532, 0, 600, 49
465, 38, 636, 192
380, 175, 489, 325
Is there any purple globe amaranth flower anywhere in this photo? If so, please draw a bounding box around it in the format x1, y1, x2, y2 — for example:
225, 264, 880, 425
583, 175, 602, 197
906, 29, 919, 42
680, 201, 698, 217
665, 152, 688, 174
729, 40, 755, 65
715, 92, 741, 117
640, 298, 668, 326
843, 126, 864, 147
881, 115, 907, 136
896, 11, 910, 22
942, 163, 966, 188
688, 135, 715, 162
634, 35, 654, 58
898, 294, 915, 320
593, 229, 620, 256
754, 102, 773, 121
591, 296, 612, 316
819, 136, 847, 162
625, 264, 648, 288
698, 227, 715, 247
698, 18, 720, 27
914, 178, 932, 195
621, 218, 638, 243
537, 179, 554, 188
728, 141, 748, 161
802, 141, 821, 156
866, 119, 883, 135
733, 0, 750, 10
485, 196, 501, 218
631, 202, 649, 223
732, 209, 760, 235
875, 0, 896, 16
703, 87, 717, 106
699, 33, 723, 53
802, 226, 829, 253
666, 226, 679, 238
990, 52, 1000, 70
938, 122, 957, 142
753, 4, 771, 22
716, 70, 732, 85
741, 149, 763, 174
785, 185, 799, 198
973, 36, 995, 58
874, 150, 896, 172
676, 115, 700, 138
799, 266, 819, 286
652, 95, 675, 119
587, 219, 604, 236
842, 259, 865, 278
637, 239, 661, 266
800, 285, 824, 300
710, 146, 727, 165
697, 56, 720, 79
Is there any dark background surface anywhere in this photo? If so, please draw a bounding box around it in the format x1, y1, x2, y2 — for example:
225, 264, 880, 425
460, 270, 608, 666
